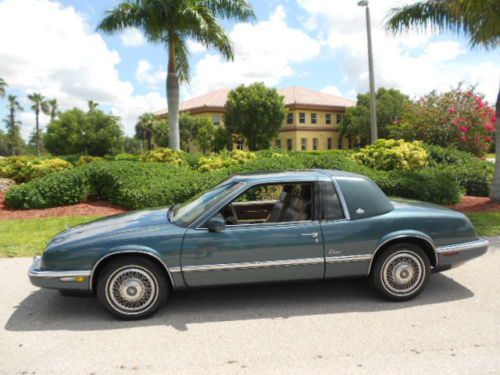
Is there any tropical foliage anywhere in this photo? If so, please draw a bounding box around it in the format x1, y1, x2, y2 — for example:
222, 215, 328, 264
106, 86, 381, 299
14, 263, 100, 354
353, 139, 428, 172
98, 0, 255, 151
224, 83, 287, 150
389, 86, 496, 156
4, 95, 25, 156
340, 88, 410, 146
27, 93, 49, 157
43, 108, 124, 156
385, 0, 500, 199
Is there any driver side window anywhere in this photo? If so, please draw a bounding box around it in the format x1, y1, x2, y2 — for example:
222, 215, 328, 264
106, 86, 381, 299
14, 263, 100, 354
219, 182, 313, 226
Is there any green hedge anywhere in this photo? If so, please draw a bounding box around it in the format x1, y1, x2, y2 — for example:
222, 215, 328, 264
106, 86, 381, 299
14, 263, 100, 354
5, 150, 468, 210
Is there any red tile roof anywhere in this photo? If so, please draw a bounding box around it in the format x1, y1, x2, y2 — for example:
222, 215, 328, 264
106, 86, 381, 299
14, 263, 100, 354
155, 86, 355, 116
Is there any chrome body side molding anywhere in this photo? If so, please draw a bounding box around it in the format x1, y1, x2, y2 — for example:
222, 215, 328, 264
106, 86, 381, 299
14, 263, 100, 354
326, 254, 372, 263
181, 257, 325, 273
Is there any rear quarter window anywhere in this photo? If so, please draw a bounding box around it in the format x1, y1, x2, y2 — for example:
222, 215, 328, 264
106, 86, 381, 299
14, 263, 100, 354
335, 176, 393, 219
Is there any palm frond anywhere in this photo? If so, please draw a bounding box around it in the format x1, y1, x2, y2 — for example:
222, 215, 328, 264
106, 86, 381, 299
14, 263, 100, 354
203, 0, 255, 22
181, 4, 234, 60
385, 0, 500, 49
98, 1, 145, 33
174, 38, 191, 82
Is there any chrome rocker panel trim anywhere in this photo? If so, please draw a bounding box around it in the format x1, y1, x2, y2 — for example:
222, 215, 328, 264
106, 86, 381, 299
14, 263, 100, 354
181, 257, 325, 273
436, 239, 489, 255
326, 254, 372, 263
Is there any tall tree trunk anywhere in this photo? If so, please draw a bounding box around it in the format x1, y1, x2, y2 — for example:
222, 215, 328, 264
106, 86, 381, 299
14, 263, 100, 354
35, 108, 40, 157
167, 40, 180, 151
9, 107, 15, 156
489, 85, 500, 202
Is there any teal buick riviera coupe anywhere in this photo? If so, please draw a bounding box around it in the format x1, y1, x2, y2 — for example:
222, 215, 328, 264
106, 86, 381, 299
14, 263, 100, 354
29, 170, 488, 319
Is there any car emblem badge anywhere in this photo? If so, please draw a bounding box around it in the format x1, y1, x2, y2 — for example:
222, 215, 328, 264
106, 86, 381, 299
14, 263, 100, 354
356, 208, 365, 214
328, 249, 342, 255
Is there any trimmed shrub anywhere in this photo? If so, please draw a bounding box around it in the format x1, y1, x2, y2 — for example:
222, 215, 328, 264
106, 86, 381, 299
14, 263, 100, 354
0, 156, 72, 183
113, 153, 141, 162
374, 169, 462, 205
198, 150, 256, 172
353, 139, 428, 172
141, 147, 186, 166
76, 155, 103, 166
6, 168, 90, 209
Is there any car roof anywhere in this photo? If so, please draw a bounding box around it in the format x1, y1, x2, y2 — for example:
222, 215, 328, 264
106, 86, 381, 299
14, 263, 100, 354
231, 169, 364, 183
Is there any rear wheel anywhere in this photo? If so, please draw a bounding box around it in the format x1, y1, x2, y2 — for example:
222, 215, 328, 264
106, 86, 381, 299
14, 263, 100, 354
97, 256, 168, 320
372, 243, 430, 301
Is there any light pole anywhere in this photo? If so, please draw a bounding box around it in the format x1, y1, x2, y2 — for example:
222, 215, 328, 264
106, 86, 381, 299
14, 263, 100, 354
358, 0, 378, 143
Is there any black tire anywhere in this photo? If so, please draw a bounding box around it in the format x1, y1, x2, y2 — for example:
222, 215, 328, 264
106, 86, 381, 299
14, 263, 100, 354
96, 256, 168, 320
372, 243, 430, 301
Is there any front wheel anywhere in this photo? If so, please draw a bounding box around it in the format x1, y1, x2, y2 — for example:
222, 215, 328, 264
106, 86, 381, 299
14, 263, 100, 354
372, 243, 430, 301
97, 256, 168, 320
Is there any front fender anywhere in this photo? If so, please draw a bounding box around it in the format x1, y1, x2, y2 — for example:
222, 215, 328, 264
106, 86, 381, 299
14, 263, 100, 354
89, 245, 180, 291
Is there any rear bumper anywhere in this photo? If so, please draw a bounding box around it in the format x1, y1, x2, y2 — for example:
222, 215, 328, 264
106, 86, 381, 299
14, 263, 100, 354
435, 239, 489, 272
28, 256, 91, 291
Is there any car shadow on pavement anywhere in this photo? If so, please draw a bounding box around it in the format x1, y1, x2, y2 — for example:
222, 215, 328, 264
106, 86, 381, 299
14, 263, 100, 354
5, 273, 473, 332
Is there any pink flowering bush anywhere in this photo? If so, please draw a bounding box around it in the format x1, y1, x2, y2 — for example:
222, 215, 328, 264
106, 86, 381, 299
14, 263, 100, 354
389, 86, 496, 156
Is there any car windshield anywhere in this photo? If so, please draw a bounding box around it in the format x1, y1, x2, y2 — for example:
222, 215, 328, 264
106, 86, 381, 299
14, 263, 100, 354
171, 180, 243, 227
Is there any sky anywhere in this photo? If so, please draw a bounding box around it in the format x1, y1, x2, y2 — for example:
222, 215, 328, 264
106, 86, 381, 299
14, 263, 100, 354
0, 0, 498, 140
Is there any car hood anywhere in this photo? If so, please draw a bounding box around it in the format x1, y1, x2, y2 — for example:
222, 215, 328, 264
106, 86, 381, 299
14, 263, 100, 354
49, 207, 173, 248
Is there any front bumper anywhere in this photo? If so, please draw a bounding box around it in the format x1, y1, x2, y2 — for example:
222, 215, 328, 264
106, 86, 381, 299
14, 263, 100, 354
435, 239, 489, 272
28, 256, 91, 291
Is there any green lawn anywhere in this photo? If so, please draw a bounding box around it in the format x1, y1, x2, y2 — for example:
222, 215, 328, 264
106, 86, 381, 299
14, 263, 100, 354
466, 212, 500, 237
0, 216, 100, 258
0, 213, 498, 258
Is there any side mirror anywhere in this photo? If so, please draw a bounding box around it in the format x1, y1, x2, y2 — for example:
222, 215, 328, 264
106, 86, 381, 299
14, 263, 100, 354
207, 216, 226, 233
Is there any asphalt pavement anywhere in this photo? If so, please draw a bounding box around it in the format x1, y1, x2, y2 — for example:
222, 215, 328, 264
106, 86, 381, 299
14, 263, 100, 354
1, 239, 499, 374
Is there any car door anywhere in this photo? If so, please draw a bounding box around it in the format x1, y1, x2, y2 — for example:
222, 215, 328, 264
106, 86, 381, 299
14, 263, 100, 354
319, 179, 374, 278
180, 181, 325, 287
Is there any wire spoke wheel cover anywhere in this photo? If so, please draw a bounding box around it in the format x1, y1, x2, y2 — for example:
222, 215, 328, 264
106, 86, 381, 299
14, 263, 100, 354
105, 266, 158, 315
381, 251, 425, 297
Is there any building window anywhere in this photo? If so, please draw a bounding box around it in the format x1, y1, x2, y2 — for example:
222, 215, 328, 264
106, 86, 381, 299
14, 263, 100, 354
312, 138, 318, 150
311, 113, 317, 124
326, 113, 332, 125
235, 140, 244, 150
338, 137, 343, 149
301, 138, 307, 151
287, 138, 293, 151
213, 114, 221, 126
299, 112, 306, 124
327, 138, 333, 150
275, 139, 281, 149
336, 113, 343, 125
287, 113, 293, 125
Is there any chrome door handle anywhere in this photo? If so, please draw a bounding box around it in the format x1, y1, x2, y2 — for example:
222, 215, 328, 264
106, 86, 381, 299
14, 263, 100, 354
300, 232, 319, 238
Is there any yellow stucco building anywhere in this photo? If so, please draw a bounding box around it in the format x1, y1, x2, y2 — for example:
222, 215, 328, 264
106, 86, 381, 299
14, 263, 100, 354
155, 86, 355, 151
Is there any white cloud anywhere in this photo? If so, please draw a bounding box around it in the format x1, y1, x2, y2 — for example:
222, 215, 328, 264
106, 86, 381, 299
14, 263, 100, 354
185, 5, 321, 98
120, 28, 146, 47
0, 0, 163, 138
186, 40, 206, 54
297, 0, 500, 103
135, 60, 165, 89
321, 85, 343, 97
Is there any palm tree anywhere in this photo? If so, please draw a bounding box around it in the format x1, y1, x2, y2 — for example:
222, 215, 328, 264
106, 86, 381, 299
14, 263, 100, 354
135, 113, 157, 151
28, 93, 48, 157
385, 0, 500, 201
5, 95, 24, 156
0, 78, 7, 98
44, 98, 59, 122
87, 100, 99, 112
98, 0, 255, 151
